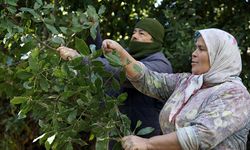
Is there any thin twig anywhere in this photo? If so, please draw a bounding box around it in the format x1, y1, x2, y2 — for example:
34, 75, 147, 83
32, 35, 57, 51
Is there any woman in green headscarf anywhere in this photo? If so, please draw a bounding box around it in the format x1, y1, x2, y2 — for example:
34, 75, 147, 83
112, 18, 173, 141
56, 18, 173, 148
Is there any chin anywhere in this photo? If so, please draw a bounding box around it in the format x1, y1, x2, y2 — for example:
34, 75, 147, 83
191, 70, 199, 75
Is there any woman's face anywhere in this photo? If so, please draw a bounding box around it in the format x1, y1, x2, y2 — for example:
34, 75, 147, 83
191, 36, 211, 75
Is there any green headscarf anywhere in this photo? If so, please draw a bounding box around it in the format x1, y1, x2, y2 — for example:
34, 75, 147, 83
129, 18, 165, 59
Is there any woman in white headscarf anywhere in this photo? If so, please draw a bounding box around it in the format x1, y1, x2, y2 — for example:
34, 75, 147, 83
102, 28, 250, 150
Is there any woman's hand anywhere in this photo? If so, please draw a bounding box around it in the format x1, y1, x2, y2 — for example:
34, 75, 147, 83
102, 39, 140, 79
102, 39, 123, 53
122, 135, 150, 150
56, 46, 80, 60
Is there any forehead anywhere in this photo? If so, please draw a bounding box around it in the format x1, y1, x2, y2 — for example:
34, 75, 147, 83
196, 37, 206, 46
134, 28, 148, 33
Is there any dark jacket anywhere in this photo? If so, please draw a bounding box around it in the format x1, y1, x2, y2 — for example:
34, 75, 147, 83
97, 51, 173, 138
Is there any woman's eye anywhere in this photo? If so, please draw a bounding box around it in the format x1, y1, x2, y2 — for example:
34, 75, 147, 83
200, 48, 207, 51
197, 46, 206, 51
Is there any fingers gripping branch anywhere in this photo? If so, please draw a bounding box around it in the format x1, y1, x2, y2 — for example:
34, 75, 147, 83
102, 39, 144, 79
56, 46, 80, 60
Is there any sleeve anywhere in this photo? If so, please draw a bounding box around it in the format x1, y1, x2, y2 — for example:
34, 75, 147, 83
95, 57, 122, 79
178, 85, 250, 149
128, 63, 186, 101
124, 54, 173, 89
142, 57, 173, 74
176, 126, 199, 150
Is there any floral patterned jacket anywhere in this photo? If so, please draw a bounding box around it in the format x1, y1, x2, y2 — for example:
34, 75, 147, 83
129, 66, 250, 150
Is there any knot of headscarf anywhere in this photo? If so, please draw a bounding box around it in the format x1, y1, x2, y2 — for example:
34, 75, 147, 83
129, 18, 165, 60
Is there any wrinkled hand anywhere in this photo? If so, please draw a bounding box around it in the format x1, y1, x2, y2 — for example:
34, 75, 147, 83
56, 46, 80, 60
102, 39, 123, 53
122, 135, 149, 150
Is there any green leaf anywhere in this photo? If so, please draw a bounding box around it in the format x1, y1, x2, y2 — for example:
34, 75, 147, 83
39, 79, 50, 92
92, 60, 104, 67
51, 36, 65, 45
82, 22, 92, 29
90, 49, 102, 59
104, 51, 123, 67
20, 41, 35, 54
75, 37, 90, 55
34, 2, 42, 10
53, 67, 66, 78
18, 109, 27, 119
68, 56, 84, 67
89, 133, 95, 141
111, 78, 120, 91
30, 48, 39, 58
61, 91, 74, 100
6, 0, 18, 6
95, 77, 103, 89
44, 18, 54, 24
117, 93, 127, 102
76, 99, 84, 106
43, 4, 54, 9
135, 120, 142, 129
10, 96, 28, 104
98, 5, 106, 15
61, 63, 70, 77
90, 23, 98, 40
36, 0, 43, 5
119, 71, 126, 84
7, 6, 17, 14
65, 143, 73, 150
45, 23, 59, 34
78, 120, 90, 132
118, 112, 131, 136
18, 104, 32, 119
59, 27, 68, 34
47, 134, 56, 145
95, 137, 109, 150
29, 48, 40, 73
67, 110, 77, 123
19, 7, 40, 18
87, 5, 97, 17
136, 127, 154, 136
45, 141, 51, 150
16, 70, 32, 80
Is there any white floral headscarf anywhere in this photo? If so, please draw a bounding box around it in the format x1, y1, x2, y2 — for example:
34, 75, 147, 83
201, 28, 242, 84
169, 28, 243, 123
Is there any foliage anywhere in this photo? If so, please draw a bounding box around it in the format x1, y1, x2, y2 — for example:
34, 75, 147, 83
74, 0, 159, 45
0, 0, 132, 149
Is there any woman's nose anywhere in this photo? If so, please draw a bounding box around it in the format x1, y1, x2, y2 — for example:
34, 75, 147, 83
192, 49, 198, 57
